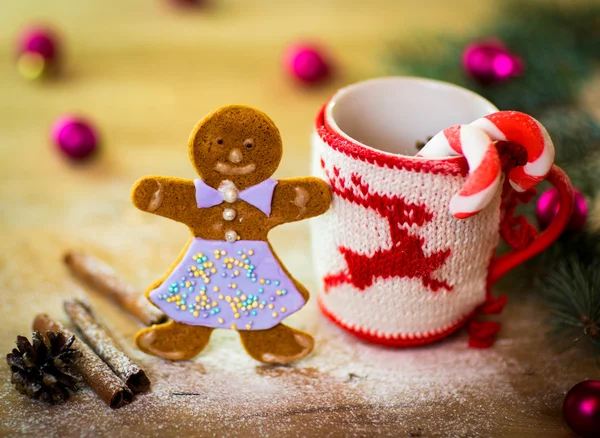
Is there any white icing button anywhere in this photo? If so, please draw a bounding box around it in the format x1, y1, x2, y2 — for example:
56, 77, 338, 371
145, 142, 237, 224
223, 208, 236, 221
225, 230, 238, 242
223, 187, 238, 203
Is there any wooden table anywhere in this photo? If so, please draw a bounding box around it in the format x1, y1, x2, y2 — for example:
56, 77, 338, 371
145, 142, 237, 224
0, 1, 598, 436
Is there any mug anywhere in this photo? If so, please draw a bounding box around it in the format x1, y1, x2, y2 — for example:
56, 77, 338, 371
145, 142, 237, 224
310, 77, 574, 348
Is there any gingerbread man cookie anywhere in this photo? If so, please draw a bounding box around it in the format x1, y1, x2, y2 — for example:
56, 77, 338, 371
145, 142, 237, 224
132, 105, 331, 364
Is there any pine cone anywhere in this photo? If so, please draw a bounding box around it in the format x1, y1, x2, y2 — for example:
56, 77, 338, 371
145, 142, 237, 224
6, 331, 82, 403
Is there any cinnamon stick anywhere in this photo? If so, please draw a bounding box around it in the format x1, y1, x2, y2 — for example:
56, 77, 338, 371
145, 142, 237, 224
64, 251, 166, 326
33, 314, 133, 409
64, 299, 150, 393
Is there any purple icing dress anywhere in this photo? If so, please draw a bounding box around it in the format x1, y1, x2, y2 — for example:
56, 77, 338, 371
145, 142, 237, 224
148, 179, 306, 331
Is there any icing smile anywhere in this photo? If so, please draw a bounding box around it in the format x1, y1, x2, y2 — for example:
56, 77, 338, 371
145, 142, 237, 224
215, 162, 256, 175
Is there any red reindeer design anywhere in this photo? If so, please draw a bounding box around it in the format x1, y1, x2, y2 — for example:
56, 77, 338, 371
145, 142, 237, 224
322, 163, 453, 293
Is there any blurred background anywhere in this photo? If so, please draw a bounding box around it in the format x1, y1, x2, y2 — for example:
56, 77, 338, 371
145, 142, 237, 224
2, 1, 600, 436
2, 0, 598, 224
1, 0, 484, 229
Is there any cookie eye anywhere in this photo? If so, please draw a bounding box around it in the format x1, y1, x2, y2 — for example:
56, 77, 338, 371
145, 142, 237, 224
243, 139, 254, 150
216, 137, 224, 145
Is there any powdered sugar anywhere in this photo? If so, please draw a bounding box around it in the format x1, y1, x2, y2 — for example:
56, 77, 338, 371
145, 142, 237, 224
0, 224, 585, 437
2, 297, 524, 437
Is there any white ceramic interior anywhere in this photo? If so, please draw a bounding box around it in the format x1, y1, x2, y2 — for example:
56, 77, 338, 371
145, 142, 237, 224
325, 77, 498, 156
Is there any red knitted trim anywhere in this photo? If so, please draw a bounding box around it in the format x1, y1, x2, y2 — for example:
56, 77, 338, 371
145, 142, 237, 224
315, 104, 470, 176
318, 296, 475, 347
499, 182, 538, 250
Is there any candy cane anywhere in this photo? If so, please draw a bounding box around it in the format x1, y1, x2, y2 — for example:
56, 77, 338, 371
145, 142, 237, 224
418, 111, 555, 219
471, 111, 555, 193
418, 125, 501, 219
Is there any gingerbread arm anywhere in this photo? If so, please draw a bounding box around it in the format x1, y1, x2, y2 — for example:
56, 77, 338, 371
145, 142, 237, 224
268, 177, 331, 227
131, 176, 197, 224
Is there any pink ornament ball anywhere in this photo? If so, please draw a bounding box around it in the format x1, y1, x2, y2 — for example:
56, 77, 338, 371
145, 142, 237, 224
51, 116, 99, 161
563, 380, 600, 437
536, 188, 587, 233
19, 26, 57, 60
166, 0, 207, 7
17, 25, 60, 79
462, 39, 523, 84
284, 43, 332, 85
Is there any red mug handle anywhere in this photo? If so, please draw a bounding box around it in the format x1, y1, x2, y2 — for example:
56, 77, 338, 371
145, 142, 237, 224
488, 164, 574, 285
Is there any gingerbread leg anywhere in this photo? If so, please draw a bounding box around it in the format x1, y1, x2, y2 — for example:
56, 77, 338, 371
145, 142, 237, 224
135, 320, 213, 361
238, 324, 314, 365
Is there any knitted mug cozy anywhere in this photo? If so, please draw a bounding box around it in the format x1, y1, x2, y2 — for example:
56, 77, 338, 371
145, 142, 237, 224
310, 78, 574, 348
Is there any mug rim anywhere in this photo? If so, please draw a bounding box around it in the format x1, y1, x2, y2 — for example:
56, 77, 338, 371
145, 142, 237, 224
319, 76, 499, 172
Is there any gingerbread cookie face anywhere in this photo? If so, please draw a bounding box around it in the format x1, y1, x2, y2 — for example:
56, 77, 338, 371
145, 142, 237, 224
188, 105, 282, 190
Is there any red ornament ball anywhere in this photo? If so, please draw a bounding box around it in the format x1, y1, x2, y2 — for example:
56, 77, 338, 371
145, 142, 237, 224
51, 116, 99, 161
462, 39, 523, 84
563, 380, 600, 437
536, 188, 587, 233
283, 43, 332, 85
17, 25, 60, 79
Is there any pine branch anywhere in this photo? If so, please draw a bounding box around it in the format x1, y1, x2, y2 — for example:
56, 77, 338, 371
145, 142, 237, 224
535, 252, 600, 363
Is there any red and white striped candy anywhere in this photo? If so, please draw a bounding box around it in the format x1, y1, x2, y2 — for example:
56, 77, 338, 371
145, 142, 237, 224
471, 111, 555, 192
418, 125, 502, 219
418, 111, 555, 219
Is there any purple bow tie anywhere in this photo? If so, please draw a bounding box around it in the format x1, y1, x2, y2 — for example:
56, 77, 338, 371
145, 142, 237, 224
194, 178, 278, 216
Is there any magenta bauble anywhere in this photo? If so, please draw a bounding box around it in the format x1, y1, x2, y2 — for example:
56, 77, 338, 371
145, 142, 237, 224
166, 0, 207, 7
536, 188, 587, 233
283, 43, 332, 85
17, 25, 60, 79
51, 116, 99, 161
462, 39, 523, 84
563, 380, 600, 437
